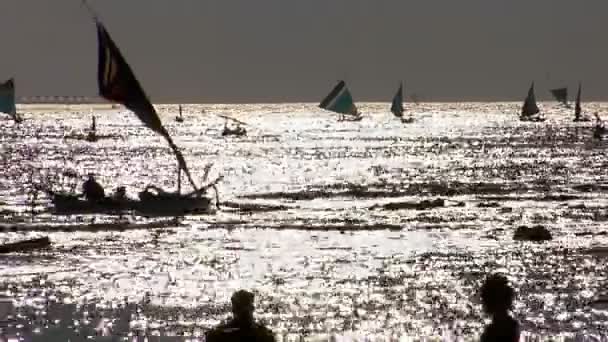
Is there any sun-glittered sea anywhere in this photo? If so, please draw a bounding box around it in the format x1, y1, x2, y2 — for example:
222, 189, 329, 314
1, 102, 608, 341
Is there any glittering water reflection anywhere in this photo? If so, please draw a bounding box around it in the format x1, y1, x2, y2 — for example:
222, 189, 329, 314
2, 103, 608, 340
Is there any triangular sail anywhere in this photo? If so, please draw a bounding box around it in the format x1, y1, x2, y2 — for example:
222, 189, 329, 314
575, 83, 582, 119
95, 19, 198, 190
521, 82, 540, 117
0, 78, 21, 122
550, 87, 568, 106
390, 82, 404, 118
319, 80, 358, 116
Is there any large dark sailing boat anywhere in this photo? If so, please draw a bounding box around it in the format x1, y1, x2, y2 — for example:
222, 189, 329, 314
319, 80, 363, 121
573, 83, 590, 122
0, 78, 23, 123
390, 82, 413, 123
49, 5, 219, 217
550, 87, 570, 108
520, 82, 545, 122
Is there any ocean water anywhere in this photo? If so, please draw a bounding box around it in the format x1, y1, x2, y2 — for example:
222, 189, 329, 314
1, 102, 608, 341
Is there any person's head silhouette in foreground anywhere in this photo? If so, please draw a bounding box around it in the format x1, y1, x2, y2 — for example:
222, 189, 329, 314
231, 289, 255, 326
205, 290, 275, 342
479, 274, 520, 342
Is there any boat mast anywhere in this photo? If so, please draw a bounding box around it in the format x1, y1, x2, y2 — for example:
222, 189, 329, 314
177, 163, 182, 195
91, 115, 96, 133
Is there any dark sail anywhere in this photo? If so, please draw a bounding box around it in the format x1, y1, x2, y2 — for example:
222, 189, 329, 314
319, 80, 359, 116
390, 82, 404, 118
550, 87, 569, 106
0, 78, 21, 122
521, 82, 540, 117
95, 20, 198, 190
575, 83, 582, 120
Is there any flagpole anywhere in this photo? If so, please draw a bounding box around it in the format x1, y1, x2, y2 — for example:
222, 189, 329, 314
81, 0, 99, 21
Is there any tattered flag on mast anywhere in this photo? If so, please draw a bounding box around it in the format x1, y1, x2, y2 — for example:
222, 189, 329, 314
91, 7, 198, 190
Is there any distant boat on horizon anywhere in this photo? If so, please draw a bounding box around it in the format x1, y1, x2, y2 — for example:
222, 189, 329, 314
0, 78, 23, 123
219, 114, 247, 137
319, 80, 362, 121
550, 87, 570, 108
390, 82, 413, 123
410, 93, 420, 105
520, 82, 545, 122
574, 82, 590, 122
86, 115, 98, 142
175, 104, 184, 122
63, 112, 118, 142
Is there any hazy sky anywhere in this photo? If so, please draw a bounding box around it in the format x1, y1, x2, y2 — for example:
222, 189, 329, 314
0, 0, 607, 102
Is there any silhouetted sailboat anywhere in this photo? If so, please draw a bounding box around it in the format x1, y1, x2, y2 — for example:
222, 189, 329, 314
391, 82, 413, 123
218, 114, 247, 137
550, 87, 570, 108
593, 113, 606, 140
175, 104, 184, 122
0, 78, 22, 123
520, 82, 545, 122
410, 93, 420, 105
49, 3, 219, 217
319, 80, 362, 121
573, 83, 590, 122
86, 115, 98, 142
63, 112, 118, 142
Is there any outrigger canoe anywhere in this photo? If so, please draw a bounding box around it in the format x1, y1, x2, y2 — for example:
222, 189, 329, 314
49, 185, 214, 217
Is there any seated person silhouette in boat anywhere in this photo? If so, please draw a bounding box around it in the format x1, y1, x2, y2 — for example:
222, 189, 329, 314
205, 290, 275, 342
479, 274, 520, 342
111, 186, 127, 201
82, 175, 105, 202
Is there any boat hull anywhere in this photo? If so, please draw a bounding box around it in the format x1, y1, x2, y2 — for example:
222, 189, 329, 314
0, 237, 51, 254
519, 115, 546, 122
594, 126, 606, 140
338, 115, 363, 122
574, 117, 591, 122
135, 192, 213, 216
63, 133, 119, 142
50, 192, 213, 217
222, 128, 247, 137
51, 193, 133, 215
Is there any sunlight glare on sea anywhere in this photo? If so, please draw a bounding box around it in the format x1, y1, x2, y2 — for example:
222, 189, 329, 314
1, 102, 608, 340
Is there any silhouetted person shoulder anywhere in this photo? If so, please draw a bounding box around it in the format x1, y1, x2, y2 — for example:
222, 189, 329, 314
205, 290, 275, 342
479, 274, 520, 342
82, 174, 105, 202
